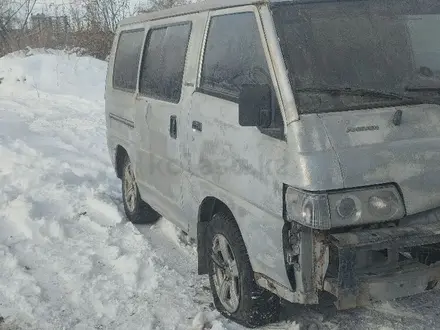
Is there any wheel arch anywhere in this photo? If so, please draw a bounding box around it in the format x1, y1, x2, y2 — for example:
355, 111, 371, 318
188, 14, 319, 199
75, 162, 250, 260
115, 144, 128, 179
194, 192, 294, 296
197, 196, 236, 275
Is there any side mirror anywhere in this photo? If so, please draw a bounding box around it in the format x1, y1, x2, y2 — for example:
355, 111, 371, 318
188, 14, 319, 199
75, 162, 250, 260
238, 84, 272, 128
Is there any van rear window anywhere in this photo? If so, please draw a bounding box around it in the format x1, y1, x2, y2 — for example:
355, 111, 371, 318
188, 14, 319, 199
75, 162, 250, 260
113, 29, 144, 92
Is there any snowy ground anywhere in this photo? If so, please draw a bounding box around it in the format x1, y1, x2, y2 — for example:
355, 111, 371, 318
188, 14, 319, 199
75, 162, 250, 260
0, 49, 440, 330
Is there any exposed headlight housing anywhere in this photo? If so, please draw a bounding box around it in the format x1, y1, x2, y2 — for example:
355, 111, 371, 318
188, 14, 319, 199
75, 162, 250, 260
284, 184, 405, 229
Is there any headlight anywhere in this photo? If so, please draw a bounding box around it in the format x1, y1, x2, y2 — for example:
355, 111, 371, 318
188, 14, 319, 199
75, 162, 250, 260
285, 184, 405, 229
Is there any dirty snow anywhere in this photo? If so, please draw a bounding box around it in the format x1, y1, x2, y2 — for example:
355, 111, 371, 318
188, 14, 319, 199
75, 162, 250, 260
0, 49, 440, 330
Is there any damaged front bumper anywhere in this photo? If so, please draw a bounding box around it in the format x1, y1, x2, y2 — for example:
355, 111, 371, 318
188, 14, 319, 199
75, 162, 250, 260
324, 221, 440, 309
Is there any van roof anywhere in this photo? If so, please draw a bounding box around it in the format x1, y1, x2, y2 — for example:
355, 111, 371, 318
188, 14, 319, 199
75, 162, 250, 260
119, 0, 268, 26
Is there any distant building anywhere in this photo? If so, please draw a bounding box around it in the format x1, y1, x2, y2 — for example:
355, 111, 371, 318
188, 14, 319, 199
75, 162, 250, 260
29, 13, 70, 47
31, 14, 69, 34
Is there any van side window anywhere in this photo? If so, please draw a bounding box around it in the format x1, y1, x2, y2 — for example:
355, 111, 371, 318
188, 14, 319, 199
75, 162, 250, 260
139, 23, 192, 103
200, 12, 284, 137
200, 13, 272, 100
113, 29, 144, 92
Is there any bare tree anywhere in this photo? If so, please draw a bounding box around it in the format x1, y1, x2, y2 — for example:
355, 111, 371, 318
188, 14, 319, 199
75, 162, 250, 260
138, 0, 192, 12
0, 0, 197, 58
0, 0, 37, 55
65, 0, 133, 59
15, 0, 37, 48
78, 0, 133, 32
69, 3, 86, 31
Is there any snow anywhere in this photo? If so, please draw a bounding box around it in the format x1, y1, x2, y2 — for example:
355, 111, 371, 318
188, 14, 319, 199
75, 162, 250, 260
0, 49, 222, 330
0, 48, 439, 330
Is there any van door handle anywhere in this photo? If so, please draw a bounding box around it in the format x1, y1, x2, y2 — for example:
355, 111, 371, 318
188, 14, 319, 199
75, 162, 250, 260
192, 120, 202, 132
170, 115, 177, 139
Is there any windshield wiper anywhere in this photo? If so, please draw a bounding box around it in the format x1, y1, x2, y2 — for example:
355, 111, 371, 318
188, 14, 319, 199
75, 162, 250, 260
295, 87, 414, 101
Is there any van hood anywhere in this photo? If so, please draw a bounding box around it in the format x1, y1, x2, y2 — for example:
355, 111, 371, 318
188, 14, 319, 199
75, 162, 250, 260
318, 103, 440, 216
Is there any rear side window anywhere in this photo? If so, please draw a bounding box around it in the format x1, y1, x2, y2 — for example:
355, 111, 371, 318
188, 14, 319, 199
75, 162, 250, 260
113, 29, 144, 92
200, 12, 271, 100
139, 22, 192, 103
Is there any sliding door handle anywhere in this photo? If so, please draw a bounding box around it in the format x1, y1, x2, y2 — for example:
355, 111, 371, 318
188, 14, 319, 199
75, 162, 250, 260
192, 120, 202, 132
170, 115, 177, 139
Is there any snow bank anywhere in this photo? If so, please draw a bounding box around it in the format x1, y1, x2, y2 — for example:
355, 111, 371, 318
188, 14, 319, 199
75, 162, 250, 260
0, 49, 226, 330
0, 48, 106, 101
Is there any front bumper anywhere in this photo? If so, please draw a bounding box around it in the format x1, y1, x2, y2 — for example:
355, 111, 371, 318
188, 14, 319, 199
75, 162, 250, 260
324, 221, 440, 309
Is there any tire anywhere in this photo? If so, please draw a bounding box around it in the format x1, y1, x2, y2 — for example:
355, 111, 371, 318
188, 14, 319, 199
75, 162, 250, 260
206, 212, 281, 328
121, 155, 161, 224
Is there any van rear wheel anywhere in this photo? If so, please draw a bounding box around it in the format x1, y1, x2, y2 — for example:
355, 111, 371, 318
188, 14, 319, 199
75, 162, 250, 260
121, 156, 160, 224
206, 212, 280, 328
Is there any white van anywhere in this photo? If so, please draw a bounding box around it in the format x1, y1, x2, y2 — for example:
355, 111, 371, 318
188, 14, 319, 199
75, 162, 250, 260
105, 0, 440, 327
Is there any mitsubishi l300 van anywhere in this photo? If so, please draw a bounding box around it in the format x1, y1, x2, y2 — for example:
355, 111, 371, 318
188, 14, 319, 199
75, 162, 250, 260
105, 0, 440, 327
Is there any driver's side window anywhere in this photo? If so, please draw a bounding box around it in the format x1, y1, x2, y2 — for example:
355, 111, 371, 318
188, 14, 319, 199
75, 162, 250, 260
200, 11, 284, 135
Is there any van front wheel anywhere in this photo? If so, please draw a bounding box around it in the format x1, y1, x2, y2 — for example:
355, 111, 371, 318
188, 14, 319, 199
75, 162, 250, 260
121, 156, 161, 224
206, 212, 280, 328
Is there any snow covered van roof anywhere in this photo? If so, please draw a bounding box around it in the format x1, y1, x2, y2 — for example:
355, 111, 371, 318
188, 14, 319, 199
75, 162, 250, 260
119, 0, 269, 26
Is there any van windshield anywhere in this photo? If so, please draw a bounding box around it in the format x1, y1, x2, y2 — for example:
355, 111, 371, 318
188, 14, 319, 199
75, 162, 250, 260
271, 0, 440, 114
